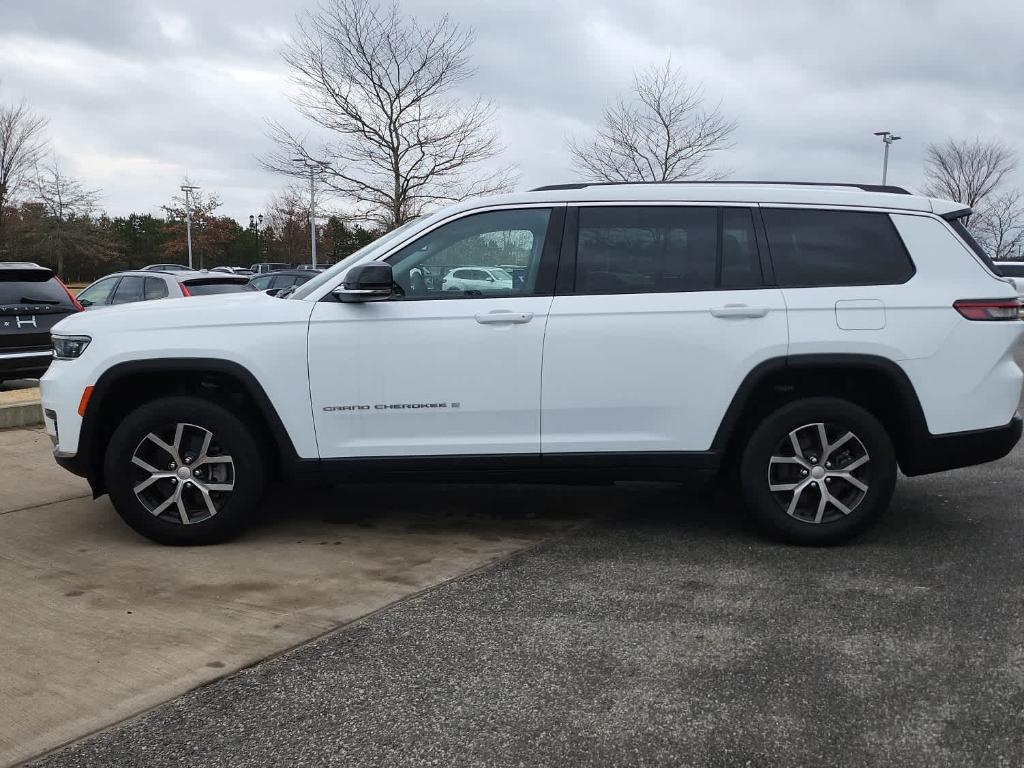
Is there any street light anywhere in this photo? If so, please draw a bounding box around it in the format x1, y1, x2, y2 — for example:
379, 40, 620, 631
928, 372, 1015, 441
248, 213, 263, 262
873, 131, 901, 186
292, 157, 331, 269
180, 184, 200, 269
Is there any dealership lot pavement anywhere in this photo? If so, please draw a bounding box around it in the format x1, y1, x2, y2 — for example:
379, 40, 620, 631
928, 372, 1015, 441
30, 458, 1024, 767
0, 432, 581, 767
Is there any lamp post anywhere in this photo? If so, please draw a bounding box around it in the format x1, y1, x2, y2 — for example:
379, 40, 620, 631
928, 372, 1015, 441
292, 157, 331, 269
248, 213, 263, 262
873, 131, 901, 186
180, 184, 200, 269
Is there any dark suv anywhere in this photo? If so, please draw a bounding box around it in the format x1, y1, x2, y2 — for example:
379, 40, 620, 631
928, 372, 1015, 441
0, 263, 82, 383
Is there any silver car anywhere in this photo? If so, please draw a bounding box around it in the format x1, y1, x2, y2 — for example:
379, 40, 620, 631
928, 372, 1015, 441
76, 270, 253, 309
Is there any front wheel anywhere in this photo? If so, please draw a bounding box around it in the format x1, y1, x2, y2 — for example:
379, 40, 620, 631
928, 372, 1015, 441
739, 397, 896, 545
104, 396, 265, 545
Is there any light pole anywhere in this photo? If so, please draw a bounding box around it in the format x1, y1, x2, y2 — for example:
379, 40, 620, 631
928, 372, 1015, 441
248, 214, 263, 262
292, 157, 330, 269
873, 131, 901, 186
180, 183, 199, 269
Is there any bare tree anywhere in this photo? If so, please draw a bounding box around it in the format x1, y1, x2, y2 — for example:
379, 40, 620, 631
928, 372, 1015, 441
0, 85, 49, 246
923, 137, 1017, 215
29, 158, 106, 277
264, 0, 515, 230
568, 59, 736, 183
972, 189, 1024, 261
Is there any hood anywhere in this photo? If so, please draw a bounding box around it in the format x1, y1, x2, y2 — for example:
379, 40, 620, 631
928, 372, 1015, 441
51, 291, 298, 336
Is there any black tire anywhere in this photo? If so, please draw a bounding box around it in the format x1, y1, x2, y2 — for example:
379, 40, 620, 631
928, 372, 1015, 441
104, 396, 265, 545
739, 397, 896, 545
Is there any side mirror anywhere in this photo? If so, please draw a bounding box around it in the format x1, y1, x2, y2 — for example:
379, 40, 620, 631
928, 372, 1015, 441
78, 298, 93, 307
265, 288, 281, 297
333, 262, 394, 302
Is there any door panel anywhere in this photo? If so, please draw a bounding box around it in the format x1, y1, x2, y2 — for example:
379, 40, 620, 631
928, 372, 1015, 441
308, 206, 562, 459
542, 289, 788, 453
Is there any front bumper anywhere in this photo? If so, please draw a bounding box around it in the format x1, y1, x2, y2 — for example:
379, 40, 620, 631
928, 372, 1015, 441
901, 413, 1023, 476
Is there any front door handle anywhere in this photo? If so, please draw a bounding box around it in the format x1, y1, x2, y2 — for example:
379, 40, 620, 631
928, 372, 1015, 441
475, 310, 534, 325
710, 304, 769, 319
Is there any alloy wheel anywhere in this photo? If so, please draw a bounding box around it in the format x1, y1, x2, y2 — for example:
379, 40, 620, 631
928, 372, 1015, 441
767, 422, 870, 524
130, 422, 235, 525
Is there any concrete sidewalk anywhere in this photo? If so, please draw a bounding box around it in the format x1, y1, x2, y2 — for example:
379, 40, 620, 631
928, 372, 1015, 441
0, 428, 579, 767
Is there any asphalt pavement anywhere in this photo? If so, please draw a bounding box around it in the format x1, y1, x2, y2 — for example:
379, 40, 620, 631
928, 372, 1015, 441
32, 455, 1024, 768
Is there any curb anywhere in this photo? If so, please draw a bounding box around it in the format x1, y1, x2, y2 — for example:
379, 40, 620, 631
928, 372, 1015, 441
0, 402, 43, 429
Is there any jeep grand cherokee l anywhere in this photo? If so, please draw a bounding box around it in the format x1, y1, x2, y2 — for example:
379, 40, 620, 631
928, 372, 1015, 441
40, 182, 1023, 545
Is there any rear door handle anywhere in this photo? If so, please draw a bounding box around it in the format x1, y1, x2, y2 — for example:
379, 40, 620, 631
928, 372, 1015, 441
475, 310, 534, 325
710, 304, 769, 319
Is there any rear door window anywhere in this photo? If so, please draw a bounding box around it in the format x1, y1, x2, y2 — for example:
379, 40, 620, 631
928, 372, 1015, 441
762, 208, 914, 287
111, 276, 146, 304
575, 206, 717, 293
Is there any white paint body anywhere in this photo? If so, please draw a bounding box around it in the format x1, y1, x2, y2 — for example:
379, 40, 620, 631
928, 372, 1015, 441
42, 183, 1022, 464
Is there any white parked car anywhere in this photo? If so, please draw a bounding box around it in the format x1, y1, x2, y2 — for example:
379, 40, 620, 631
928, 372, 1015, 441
76, 270, 253, 309
441, 266, 514, 295
41, 181, 1023, 545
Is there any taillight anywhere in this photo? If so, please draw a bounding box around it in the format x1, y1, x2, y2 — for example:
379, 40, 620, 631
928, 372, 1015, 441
57, 278, 84, 311
953, 298, 1022, 321
179, 282, 192, 297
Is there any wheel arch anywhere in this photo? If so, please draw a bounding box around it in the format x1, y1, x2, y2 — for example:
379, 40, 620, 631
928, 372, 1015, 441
712, 354, 929, 474
78, 358, 301, 495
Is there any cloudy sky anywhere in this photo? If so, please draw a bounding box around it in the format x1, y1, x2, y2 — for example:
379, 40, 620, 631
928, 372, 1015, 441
1, 0, 1022, 222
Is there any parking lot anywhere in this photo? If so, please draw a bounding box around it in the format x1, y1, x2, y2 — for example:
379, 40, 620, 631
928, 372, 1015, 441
0, 351, 1022, 767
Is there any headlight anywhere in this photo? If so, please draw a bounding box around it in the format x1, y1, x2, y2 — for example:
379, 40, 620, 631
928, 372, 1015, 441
52, 334, 91, 360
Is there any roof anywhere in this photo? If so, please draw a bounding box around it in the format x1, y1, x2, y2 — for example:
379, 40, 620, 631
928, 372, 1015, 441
425, 181, 967, 221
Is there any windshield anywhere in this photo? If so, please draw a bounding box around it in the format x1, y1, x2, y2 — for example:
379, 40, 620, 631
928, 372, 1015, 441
289, 218, 422, 300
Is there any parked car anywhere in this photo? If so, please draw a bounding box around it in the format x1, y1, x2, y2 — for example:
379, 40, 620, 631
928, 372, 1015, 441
0, 262, 82, 383
141, 263, 191, 272
249, 262, 290, 274
77, 270, 253, 309
247, 269, 321, 296
41, 181, 1023, 546
211, 266, 255, 276
441, 266, 514, 294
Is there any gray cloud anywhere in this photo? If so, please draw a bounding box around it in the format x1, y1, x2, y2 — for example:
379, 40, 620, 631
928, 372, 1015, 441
1, 0, 1022, 221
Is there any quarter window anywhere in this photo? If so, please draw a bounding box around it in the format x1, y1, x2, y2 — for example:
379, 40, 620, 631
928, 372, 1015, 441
762, 208, 914, 287
388, 208, 552, 299
144, 277, 169, 300
575, 207, 718, 294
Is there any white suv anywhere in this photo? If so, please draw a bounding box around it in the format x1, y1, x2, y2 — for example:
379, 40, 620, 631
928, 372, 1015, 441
41, 182, 1023, 545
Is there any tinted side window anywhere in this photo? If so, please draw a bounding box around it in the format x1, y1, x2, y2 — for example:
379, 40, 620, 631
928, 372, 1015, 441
250, 276, 272, 290
763, 209, 914, 288
144, 277, 169, 300
576, 207, 717, 294
111, 276, 146, 304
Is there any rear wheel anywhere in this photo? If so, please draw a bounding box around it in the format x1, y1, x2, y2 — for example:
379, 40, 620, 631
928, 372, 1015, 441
104, 396, 264, 545
739, 397, 896, 544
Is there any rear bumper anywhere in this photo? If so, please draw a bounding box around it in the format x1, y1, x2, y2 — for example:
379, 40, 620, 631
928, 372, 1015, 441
0, 350, 52, 378
901, 414, 1022, 476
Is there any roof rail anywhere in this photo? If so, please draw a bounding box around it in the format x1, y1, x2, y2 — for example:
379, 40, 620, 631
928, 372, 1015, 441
531, 180, 912, 195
